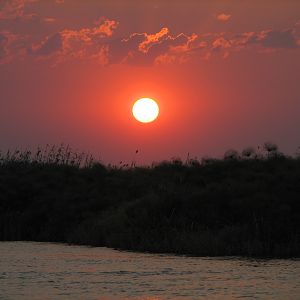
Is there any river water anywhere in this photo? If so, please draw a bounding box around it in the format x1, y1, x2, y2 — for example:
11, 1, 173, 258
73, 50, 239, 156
0, 242, 299, 299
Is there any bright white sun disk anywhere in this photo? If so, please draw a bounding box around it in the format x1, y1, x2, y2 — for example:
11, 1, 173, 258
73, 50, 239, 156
132, 98, 159, 123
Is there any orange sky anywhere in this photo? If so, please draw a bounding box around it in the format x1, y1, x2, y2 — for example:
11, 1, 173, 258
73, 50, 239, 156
1, 0, 300, 164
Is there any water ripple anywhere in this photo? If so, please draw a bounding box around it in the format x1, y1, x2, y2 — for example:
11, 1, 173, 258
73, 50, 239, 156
0, 242, 299, 300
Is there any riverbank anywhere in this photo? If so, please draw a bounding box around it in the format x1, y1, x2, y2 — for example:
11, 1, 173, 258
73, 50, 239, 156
1, 147, 299, 257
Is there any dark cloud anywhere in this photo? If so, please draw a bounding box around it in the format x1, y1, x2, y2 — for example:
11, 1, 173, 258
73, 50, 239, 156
0, 0, 38, 20
209, 27, 299, 59
260, 29, 298, 49
230, 29, 299, 50
0, 33, 9, 59
32, 32, 62, 55
0, 30, 21, 64
0, 0, 62, 37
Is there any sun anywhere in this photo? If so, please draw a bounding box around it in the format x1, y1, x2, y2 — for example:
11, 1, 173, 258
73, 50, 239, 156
132, 98, 159, 123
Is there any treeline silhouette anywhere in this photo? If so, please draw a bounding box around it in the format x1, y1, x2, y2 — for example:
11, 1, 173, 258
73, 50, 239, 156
0, 143, 299, 257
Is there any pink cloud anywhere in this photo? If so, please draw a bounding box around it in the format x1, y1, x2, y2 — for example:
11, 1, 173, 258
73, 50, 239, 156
155, 33, 207, 65
121, 27, 170, 54
95, 18, 119, 37
32, 18, 118, 65
139, 27, 169, 53
168, 33, 199, 53
212, 37, 231, 50
43, 17, 56, 23
61, 18, 118, 43
154, 53, 177, 65
119, 28, 206, 65
216, 13, 231, 22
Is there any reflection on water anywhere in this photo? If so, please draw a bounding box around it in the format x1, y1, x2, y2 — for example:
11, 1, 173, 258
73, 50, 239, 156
0, 242, 299, 299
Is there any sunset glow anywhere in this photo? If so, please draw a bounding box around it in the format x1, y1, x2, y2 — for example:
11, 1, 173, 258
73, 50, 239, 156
0, 0, 299, 164
132, 98, 159, 123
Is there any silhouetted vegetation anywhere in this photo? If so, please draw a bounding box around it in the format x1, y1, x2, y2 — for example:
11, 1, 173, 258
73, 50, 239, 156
0, 144, 299, 258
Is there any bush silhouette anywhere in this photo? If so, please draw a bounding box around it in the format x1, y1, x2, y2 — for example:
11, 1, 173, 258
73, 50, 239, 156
0, 144, 299, 257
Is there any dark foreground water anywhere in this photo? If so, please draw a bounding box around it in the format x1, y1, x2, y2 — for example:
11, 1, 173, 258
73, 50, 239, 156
0, 242, 299, 300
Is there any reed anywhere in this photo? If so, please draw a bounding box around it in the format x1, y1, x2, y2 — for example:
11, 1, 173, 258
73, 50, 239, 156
0, 143, 299, 257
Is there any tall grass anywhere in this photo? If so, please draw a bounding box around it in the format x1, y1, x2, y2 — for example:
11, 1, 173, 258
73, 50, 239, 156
0, 144, 95, 168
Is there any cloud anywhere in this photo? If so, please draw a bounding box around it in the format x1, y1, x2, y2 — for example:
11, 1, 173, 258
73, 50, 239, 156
92, 18, 119, 37
43, 17, 56, 23
0, 0, 64, 29
138, 27, 169, 53
1, 12, 299, 66
59, 18, 118, 46
217, 13, 231, 22
30, 23, 300, 66
118, 27, 171, 64
212, 37, 231, 50
0, 30, 26, 64
0, 32, 9, 59
154, 33, 207, 65
168, 33, 201, 54
0, 0, 38, 20
258, 29, 298, 49
32, 18, 118, 65
117, 28, 205, 65
32, 32, 62, 56
225, 28, 299, 52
